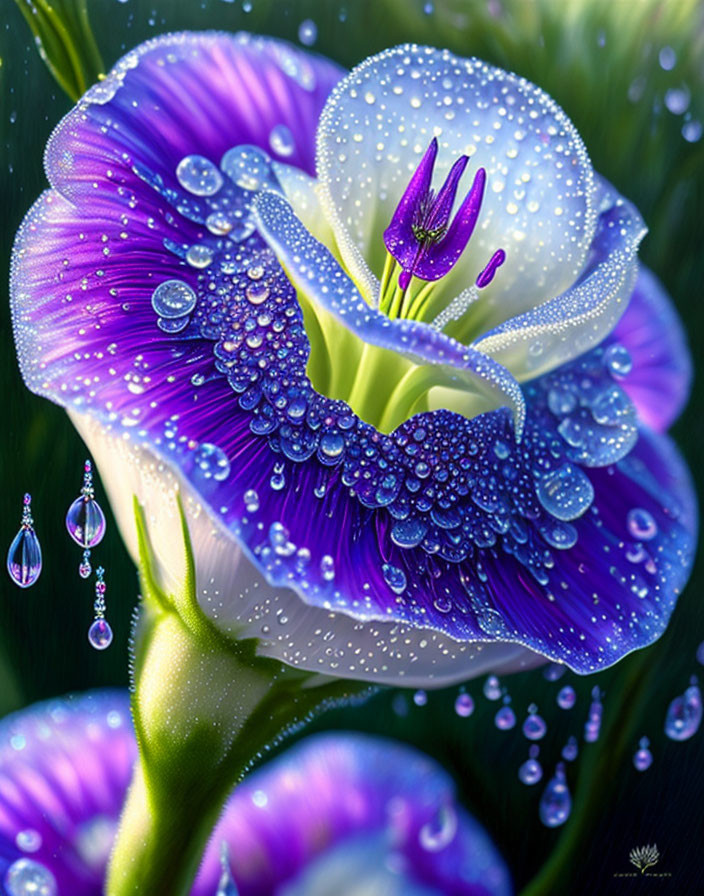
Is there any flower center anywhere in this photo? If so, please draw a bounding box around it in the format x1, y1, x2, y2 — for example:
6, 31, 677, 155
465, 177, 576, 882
379, 138, 505, 325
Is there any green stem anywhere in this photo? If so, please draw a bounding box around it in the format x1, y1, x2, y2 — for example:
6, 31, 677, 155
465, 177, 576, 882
106, 496, 371, 895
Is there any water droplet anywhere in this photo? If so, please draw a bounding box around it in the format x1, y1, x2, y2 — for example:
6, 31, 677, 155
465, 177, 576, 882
221, 145, 276, 191
298, 18, 317, 46
269, 124, 295, 158
16, 829, 42, 852
603, 343, 632, 378
584, 686, 603, 743
7, 527, 42, 589
244, 489, 259, 513
557, 685, 576, 709
382, 563, 407, 594
495, 705, 516, 730
65, 497, 106, 548
682, 119, 703, 143
523, 706, 547, 740
4, 859, 57, 896
88, 618, 113, 650
176, 154, 223, 196
562, 736, 578, 762
418, 804, 457, 852
537, 463, 594, 521
633, 736, 653, 771
483, 675, 502, 700
658, 46, 677, 71
627, 508, 658, 541
193, 443, 230, 482
543, 663, 566, 681
151, 279, 197, 319
539, 765, 571, 827
454, 693, 474, 717
413, 689, 427, 707
665, 85, 690, 115
664, 682, 702, 741
206, 211, 232, 235
320, 554, 335, 581
519, 757, 543, 785
186, 244, 214, 269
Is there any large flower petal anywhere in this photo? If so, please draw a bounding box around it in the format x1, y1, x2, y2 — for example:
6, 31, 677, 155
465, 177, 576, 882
45, 31, 342, 206
317, 44, 597, 319
605, 266, 692, 432
0, 691, 134, 895
473, 178, 645, 380
0, 691, 513, 896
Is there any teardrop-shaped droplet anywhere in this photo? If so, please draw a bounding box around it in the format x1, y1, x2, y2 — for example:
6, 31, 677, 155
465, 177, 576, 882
7, 526, 42, 588
633, 736, 653, 771
539, 765, 571, 828
88, 619, 113, 651
664, 682, 702, 741
66, 497, 106, 548
518, 757, 543, 785
522, 705, 547, 740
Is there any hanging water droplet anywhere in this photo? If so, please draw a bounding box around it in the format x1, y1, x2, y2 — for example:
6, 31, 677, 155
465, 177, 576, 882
298, 18, 317, 46
79, 549, 92, 579
176, 154, 223, 196
664, 681, 702, 741
543, 663, 566, 681
88, 618, 113, 651
537, 463, 594, 521
65, 497, 106, 548
269, 123, 295, 158
562, 736, 579, 762
221, 145, 276, 192
633, 736, 653, 771
193, 443, 231, 482
418, 804, 457, 852
413, 689, 427, 707
682, 119, 703, 143
519, 756, 543, 785
320, 554, 335, 581
523, 705, 547, 740
151, 279, 197, 319
584, 686, 603, 743
7, 494, 42, 588
483, 675, 502, 700
557, 685, 576, 710
4, 858, 57, 896
454, 693, 474, 717
539, 764, 571, 827
495, 705, 516, 730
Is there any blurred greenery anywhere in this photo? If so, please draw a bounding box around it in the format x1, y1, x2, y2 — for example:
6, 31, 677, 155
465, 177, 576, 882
1, 0, 703, 893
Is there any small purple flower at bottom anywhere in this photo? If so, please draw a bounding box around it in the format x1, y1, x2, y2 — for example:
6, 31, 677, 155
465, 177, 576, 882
0, 690, 512, 896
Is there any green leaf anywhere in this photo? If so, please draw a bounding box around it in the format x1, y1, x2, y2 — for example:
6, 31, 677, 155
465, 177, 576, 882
13, 0, 103, 100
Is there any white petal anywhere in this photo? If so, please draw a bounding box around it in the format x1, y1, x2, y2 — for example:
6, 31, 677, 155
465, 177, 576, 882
317, 44, 597, 322
72, 412, 543, 687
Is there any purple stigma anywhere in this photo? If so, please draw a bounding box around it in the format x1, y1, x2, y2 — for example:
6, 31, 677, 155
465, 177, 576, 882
383, 138, 486, 290
476, 248, 506, 289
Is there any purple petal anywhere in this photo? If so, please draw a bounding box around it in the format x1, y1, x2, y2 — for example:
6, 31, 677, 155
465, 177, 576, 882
46, 33, 342, 208
196, 732, 513, 896
606, 266, 692, 432
383, 137, 438, 268
0, 692, 513, 896
0, 691, 134, 895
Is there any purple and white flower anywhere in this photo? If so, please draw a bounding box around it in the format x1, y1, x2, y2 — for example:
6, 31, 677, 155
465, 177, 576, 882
10, 33, 696, 686
0, 690, 512, 895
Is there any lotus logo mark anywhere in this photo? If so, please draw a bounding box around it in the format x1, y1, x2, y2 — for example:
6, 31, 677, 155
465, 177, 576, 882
629, 844, 660, 874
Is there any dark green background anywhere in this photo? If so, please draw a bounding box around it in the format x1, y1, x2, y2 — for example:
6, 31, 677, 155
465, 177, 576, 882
1, 1, 702, 892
